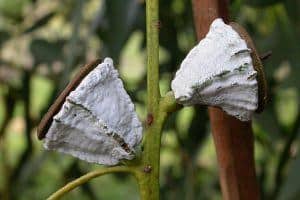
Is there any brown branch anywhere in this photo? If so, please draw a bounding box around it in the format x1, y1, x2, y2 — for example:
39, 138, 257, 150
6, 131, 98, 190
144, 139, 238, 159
192, 0, 229, 39
259, 51, 272, 61
192, 0, 260, 200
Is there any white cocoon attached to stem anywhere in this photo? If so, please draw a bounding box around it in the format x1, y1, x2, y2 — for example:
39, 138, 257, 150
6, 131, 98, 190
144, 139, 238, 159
44, 58, 143, 166
171, 18, 258, 121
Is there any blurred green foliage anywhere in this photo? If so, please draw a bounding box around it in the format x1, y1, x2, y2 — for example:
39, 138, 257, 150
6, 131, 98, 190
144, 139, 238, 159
0, 0, 299, 199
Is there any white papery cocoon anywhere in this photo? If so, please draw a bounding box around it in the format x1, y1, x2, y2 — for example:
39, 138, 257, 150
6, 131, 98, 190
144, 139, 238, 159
171, 18, 258, 121
44, 58, 143, 165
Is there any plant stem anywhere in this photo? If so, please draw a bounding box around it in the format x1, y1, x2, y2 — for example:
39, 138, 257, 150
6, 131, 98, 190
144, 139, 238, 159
138, 115, 166, 200
146, 0, 160, 114
47, 1, 177, 199
135, 0, 163, 199
192, 0, 260, 200
47, 166, 136, 200
159, 91, 182, 113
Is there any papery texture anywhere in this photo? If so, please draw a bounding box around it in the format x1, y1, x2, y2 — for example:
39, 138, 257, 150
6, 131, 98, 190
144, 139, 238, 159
44, 58, 142, 165
171, 18, 258, 121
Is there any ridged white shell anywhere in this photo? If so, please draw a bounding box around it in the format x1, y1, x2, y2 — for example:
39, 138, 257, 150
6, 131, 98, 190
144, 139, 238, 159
44, 58, 143, 166
171, 18, 258, 121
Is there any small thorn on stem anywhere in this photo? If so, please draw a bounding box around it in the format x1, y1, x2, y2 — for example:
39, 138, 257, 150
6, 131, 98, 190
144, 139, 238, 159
143, 165, 152, 173
154, 20, 162, 29
259, 51, 272, 61
146, 113, 154, 126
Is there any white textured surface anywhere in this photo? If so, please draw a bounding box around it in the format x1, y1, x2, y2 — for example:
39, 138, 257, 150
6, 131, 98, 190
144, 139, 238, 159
171, 18, 258, 121
44, 58, 143, 165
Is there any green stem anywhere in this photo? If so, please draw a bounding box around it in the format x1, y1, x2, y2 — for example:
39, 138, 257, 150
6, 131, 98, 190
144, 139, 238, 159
137, 93, 179, 200
47, 1, 182, 199
139, 112, 167, 200
146, 0, 160, 113
159, 91, 182, 113
47, 166, 136, 200
135, 0, 162, 199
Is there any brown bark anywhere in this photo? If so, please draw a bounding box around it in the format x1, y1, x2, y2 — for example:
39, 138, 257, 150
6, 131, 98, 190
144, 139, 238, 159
192, 0, 260, 199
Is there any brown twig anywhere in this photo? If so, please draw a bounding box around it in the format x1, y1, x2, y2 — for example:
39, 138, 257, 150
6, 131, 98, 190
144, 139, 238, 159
259, 51, 272, 61
192, 0, 260, 199
37, 59, 102, 139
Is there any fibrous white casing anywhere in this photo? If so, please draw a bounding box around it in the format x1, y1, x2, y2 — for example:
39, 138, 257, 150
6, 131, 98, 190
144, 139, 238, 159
44, 58, 143, 165
171, 18, 258, 121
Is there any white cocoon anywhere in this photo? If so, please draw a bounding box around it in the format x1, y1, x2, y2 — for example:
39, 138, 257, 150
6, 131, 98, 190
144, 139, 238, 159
171, 18, 258, 121
44, 58, 143, 165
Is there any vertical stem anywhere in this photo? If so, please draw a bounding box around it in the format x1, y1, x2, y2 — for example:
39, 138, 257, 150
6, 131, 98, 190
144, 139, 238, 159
146, 0, 160, 113
209, 112, 260, 200
47, 1, 167, 199
192, 0, 260, 200
138, 108, 167, 200
192, 0, 229, 38
137, 1, 163, 199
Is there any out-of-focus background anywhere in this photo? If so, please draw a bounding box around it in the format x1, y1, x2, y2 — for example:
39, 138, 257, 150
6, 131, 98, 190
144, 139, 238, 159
0, 0, 299, 199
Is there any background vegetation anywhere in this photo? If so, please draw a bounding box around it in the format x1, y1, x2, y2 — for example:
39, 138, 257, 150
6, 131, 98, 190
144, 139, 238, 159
0, 0, 299, 199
